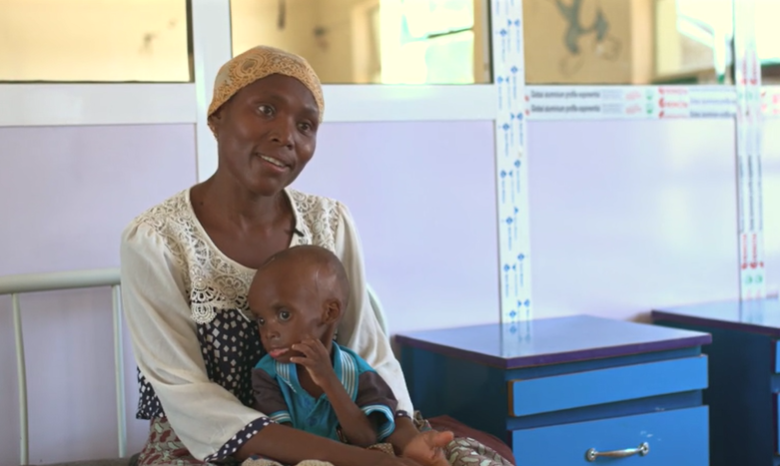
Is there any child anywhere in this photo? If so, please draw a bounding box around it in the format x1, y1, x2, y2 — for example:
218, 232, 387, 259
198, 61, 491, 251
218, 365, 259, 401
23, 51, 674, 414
248, 245, 452, 465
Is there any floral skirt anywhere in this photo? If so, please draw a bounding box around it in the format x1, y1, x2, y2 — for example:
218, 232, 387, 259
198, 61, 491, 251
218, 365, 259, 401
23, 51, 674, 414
136, 416, 513, 466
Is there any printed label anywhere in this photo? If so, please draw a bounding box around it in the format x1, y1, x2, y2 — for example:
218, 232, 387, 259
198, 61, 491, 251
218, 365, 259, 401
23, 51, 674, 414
525, 86, 736, 120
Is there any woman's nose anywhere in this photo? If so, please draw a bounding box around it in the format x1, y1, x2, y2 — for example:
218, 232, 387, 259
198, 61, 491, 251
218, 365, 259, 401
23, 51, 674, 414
269, 119, 294, 148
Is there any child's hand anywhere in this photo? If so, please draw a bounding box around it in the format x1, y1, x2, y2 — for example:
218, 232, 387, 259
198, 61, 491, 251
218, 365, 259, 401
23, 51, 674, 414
290, 339, 338, 388
402, 430, 454, 466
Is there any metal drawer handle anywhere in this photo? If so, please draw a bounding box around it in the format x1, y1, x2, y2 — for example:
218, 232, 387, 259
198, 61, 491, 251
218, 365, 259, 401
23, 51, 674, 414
585, 442, 649, 462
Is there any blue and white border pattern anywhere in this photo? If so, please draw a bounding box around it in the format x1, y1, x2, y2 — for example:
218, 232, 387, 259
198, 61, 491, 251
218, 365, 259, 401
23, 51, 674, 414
734, 0, 765, 300
492, 0, 532, 331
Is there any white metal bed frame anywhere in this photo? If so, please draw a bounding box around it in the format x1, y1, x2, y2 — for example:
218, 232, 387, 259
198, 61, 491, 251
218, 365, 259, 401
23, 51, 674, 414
0, 268, 389, 466
0, 268, 126, 466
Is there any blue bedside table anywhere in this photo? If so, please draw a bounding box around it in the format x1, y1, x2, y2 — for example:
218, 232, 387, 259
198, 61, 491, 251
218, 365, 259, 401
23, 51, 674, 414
652, 298, 780, 466
395, 315, 712, 465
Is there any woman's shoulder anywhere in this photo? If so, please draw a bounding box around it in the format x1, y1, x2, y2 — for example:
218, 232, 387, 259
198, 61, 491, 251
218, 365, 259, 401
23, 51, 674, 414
287, 187, 342, 213
287, 188, 350, 251
287, 188, 350, 225
121, 189, 192, 246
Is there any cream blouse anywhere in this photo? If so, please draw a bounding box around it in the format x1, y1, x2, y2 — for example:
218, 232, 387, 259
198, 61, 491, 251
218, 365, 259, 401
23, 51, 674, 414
120, 187, 413, 461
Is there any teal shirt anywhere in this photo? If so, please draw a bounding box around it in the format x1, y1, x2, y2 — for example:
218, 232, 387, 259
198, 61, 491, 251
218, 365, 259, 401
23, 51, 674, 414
251, 343, 397, 442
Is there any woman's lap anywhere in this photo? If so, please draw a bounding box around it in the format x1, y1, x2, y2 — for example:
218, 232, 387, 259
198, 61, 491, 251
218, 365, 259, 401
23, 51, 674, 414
136, 418, 210, 466
426, 416, 515, 466
136, 416, 515, 466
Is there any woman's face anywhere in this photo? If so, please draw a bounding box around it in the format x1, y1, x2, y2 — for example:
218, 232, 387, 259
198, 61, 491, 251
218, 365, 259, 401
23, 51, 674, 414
210, 74, 320, 197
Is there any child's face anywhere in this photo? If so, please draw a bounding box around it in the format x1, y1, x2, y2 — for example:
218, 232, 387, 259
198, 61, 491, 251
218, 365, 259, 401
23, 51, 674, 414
248, 263, 337, 363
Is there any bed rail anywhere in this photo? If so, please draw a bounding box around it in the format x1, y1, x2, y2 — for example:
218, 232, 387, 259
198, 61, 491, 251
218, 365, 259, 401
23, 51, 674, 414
0, 268, 126, 465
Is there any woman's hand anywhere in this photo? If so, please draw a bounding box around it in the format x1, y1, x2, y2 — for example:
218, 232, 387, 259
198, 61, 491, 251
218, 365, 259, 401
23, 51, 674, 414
290, 339, 338, 388
402, 430, 454, 466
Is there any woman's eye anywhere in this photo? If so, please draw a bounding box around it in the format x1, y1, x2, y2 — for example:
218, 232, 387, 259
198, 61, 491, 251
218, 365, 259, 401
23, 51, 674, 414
298, 122, 312, 132
258, 105, 275, 116
279, 310, 291, 321
257, 317, 265, 326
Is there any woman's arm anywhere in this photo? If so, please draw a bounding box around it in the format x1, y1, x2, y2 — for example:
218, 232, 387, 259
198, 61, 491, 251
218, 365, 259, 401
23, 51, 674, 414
235, 424, 412, 466
332, 202, 415, 416
121, 222, 270, 461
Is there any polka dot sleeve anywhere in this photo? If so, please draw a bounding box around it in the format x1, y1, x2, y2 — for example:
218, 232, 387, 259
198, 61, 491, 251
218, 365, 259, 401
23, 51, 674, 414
204, 411, 411, 461
122, 224, 276, 461
203, 417, 275, 462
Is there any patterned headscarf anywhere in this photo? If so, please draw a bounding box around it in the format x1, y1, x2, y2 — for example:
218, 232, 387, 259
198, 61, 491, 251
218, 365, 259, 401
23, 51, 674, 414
207, 45, 324, 134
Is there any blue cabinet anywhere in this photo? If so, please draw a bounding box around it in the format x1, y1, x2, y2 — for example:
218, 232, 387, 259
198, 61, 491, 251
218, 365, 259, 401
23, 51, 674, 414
652, 298, 780, 466
396, 315, 711, 466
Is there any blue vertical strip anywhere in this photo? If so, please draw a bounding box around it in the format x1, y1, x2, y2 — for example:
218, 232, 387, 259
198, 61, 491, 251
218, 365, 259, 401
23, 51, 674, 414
734, 0, 765, 300
493, 0, 531, 332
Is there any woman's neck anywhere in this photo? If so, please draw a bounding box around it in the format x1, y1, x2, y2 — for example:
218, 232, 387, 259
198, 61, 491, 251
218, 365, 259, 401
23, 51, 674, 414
193, 175, 287, 231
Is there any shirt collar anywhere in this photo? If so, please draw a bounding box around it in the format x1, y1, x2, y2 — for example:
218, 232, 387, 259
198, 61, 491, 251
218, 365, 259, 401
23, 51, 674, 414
335, 343, 359, 400
275, 343, 359, 400
275, 361, 298, 393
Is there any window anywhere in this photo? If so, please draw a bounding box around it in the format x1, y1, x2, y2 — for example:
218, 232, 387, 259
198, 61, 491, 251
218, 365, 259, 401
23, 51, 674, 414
0, 0, 192, 82
380, 0, 486, 84
230, 0, 491, 84
523, 0, 734, 85
756, 0, 780, 84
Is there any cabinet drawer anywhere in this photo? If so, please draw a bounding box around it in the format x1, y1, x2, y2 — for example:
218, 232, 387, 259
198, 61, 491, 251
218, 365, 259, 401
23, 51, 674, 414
508, 356, 708, 417
774, 340, 780, 373
512, 406, 709, 465
776, 393, 780, 455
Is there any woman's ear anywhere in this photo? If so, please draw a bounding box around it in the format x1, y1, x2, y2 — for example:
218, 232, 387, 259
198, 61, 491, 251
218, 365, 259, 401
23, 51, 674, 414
208, 106, 227, 135
208, 113, 221, 134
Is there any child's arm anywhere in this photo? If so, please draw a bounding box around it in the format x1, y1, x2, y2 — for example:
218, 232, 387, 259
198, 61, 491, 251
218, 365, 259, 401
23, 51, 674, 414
249, 355, 423, 466
251, 366, 293, 426
291, 339, 378, 447
396, 428, 453, 466
351, 363, 454, 466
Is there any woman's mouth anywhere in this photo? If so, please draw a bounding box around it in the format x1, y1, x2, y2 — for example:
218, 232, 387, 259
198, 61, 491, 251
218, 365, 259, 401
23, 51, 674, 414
259, 155, 288, 169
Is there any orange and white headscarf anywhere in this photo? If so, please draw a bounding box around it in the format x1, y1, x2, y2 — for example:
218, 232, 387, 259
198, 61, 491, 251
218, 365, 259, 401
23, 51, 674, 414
207, 45, 324, 134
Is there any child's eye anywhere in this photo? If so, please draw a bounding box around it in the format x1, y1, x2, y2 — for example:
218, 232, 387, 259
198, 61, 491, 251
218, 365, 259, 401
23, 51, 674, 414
257, 317, 265, 326
279, 310, 291, 321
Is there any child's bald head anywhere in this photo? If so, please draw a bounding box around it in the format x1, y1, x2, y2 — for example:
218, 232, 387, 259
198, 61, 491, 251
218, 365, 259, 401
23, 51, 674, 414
248, 246, 351, 360
257, 245, 351, 311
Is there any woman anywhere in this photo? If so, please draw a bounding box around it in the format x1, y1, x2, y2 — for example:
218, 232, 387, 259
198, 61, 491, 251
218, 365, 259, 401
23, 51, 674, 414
121, 45, 513, 466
